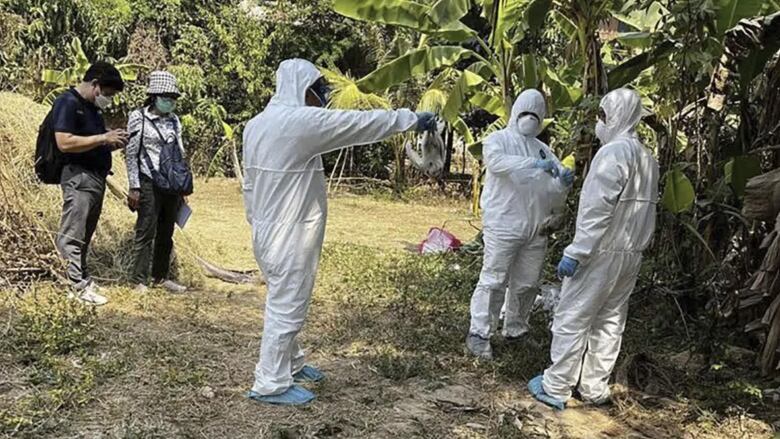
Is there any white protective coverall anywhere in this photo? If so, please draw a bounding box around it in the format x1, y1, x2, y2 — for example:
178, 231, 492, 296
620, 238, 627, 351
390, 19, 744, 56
542, 89, 659, 403
469, 89, 569, 339
242, 59, 419, 396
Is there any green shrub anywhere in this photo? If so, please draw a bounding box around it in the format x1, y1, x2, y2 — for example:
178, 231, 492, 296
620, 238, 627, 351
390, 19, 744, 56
13, 288, 97, 360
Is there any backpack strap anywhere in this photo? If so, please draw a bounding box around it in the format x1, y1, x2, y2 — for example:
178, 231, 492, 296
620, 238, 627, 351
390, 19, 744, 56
138, 110, 180, 175
145, 114, 168, 143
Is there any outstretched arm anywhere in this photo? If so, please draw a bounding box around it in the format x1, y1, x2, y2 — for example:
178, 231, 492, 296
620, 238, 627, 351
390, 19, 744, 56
295, 107, 418, 159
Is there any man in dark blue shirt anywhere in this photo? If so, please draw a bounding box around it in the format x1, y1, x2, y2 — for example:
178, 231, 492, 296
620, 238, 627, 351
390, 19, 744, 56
53, 61, 128, 305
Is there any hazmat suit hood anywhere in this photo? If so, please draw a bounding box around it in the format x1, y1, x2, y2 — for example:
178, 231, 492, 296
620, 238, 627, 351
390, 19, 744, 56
596, 88, 643, 144
509, 89, 547, 137
269, 59, 322, 108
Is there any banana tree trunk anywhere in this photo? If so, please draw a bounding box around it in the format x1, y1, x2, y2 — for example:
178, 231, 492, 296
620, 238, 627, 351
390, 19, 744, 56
231, 139, 244, 187
583, 33, 608, 97
704, 13, 780, 183
471, 159, 481, 216
393, 139, 406, 195
579, 32, 609, 175
758, 57, 780, 168
442, 124, 453, 180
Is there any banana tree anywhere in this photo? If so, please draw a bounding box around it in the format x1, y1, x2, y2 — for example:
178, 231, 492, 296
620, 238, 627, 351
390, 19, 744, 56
41, 37, 145, 105
334, 0, 562, 211
321, 66, 468, 193
704, 8, 780, 182
334, 0, 679, 211
334, 0, 559, 147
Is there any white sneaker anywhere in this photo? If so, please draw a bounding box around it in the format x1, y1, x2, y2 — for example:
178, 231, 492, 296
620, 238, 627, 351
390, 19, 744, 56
67, 281, 108, 306
155, 279, 188, 294
133, 283, 149, 294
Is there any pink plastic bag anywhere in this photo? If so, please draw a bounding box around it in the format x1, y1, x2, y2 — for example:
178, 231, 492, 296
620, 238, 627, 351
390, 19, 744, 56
418, 227, 462, 254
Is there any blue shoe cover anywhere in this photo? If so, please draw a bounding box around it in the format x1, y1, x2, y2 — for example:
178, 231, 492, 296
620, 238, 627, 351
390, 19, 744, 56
246, 385, 315, 406
293, 365, 325, 383
528, 375, 565, 411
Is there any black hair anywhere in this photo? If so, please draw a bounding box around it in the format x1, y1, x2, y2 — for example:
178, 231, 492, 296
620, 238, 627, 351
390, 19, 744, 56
143, 95, 158, 107
83, 61, 125, 91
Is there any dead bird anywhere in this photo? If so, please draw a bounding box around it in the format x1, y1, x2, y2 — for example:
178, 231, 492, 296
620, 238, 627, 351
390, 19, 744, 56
405, 119, 446, 177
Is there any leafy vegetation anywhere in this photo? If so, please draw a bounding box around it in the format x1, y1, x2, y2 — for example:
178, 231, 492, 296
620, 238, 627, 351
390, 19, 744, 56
2, 185, 776, 437
0, 0, 388, 174
1, 0, 780, 436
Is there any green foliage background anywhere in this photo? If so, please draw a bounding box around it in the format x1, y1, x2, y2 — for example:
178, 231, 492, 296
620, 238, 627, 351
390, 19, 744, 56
0, 0, 390, 175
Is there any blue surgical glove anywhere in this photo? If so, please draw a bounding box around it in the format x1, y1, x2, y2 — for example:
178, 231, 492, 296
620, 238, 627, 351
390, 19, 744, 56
557, 256, 579, 279
415, 112, 437, 133
534, 159, 559, 177
559, 168, 574, 186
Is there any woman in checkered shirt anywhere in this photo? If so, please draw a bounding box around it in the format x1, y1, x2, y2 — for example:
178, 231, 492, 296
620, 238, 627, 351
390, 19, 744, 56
125, 71, 188, 294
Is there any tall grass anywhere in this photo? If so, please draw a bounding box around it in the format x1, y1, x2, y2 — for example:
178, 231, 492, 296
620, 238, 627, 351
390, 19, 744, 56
0, 92, 202, 287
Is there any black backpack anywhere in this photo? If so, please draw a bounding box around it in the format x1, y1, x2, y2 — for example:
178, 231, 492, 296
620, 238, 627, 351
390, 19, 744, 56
34, 94, 85, 184
140, 115, 194, 196
34, 110, 65, 184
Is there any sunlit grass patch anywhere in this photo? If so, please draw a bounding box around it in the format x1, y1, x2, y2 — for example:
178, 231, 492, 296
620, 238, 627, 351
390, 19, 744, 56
0, 287, 122, 436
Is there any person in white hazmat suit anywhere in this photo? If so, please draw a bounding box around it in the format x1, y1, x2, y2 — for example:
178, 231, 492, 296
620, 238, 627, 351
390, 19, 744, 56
528, 88, 659, 410
242, 59, 436, 405
466, 89, 573, 360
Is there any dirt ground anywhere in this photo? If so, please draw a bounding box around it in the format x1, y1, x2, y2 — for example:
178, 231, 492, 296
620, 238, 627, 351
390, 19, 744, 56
2, 179, 778, 438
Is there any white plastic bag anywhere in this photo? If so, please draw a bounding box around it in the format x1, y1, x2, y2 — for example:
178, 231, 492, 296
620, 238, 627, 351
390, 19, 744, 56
535, 283, 561, 313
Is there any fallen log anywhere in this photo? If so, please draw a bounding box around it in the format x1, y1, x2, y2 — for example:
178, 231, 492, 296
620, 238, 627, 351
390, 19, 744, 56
195, 256, 264, 285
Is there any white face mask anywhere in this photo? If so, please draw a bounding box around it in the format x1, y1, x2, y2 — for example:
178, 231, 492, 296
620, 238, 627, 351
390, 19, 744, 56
94, 92, 112, 110
516, 115, 538, 136
595, 120, 609, 144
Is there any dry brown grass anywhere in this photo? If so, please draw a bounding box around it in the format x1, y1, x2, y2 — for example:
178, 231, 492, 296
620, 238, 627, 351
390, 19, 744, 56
0, 93, 777, 439
0, 92, 66, 284
0, 92, 203, 287
2, 179, 775, 438
185, 178, 480, 269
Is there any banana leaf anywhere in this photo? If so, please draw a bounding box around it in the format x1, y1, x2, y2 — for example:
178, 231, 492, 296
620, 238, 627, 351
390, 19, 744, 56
661, 169, 695, 213
715, 0, 764, 35
526, 0, 553, 33
452, 116, 475, 145
493, 0, 527, 48
442, 70, 486, 122
607, 40, 675, 89
427, 0, 471, 26
357, 46, 477, 93
333, 0, 476, 41
470, 92, 507, 118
